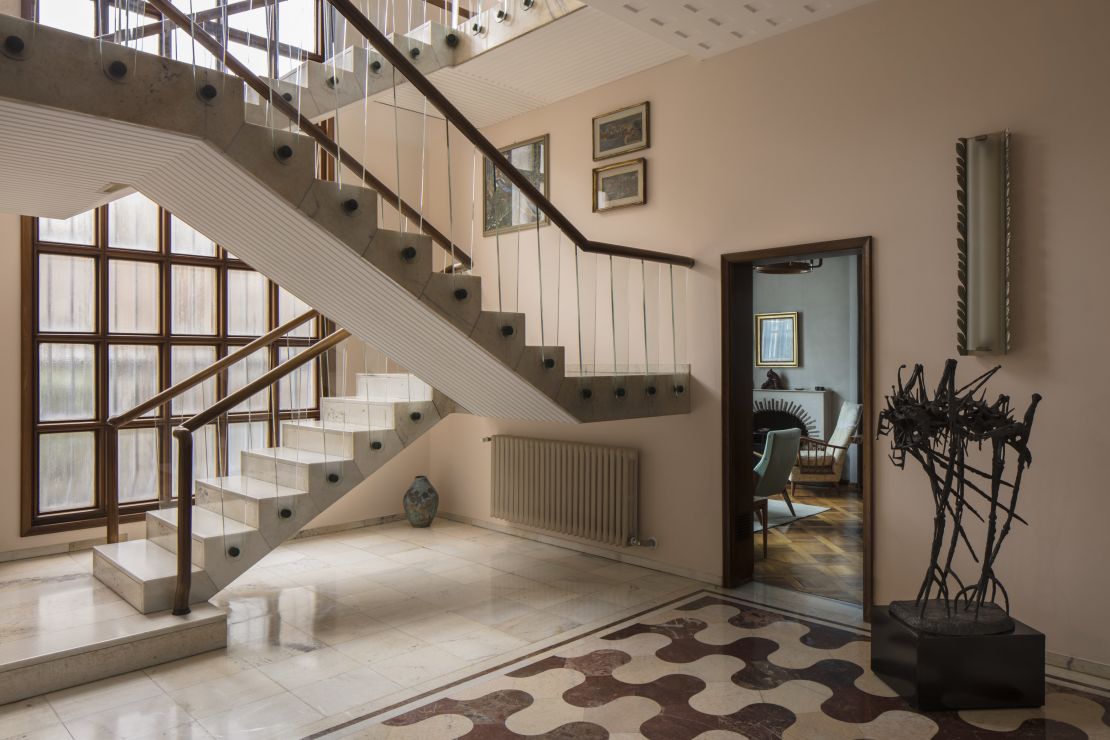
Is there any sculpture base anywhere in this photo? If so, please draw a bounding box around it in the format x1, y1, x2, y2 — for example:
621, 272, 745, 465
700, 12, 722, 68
889, 599, 1014, 636
871, 605, 1044, 711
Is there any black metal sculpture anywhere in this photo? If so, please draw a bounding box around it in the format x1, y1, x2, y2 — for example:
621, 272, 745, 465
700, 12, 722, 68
878, 359, 1040, 635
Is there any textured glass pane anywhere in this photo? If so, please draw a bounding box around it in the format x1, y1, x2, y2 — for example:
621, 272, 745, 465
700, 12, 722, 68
39, 211, 95, 246
108, 193, 160, 251
39, 0, 95, 36
109, 345, 160, 418
278, 346, 316, 411
172, 265, 217, 335
171, 346, 217, 415
228, 422, 267, 476
171, 26, 218, 70
38, 343, 96, 421
277, 287, 315, 338
39, 254, 96, 333
108, 260, 160, 333
172, 425, 218, 494
118, 428, 159, 503
227, 270, 269, 336
169, 216, 217, 257
227, 347, 270, 414
39, 432, 96, 513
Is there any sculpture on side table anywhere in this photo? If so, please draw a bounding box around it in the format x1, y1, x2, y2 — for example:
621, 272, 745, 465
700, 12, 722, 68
871, 358, 1044, 710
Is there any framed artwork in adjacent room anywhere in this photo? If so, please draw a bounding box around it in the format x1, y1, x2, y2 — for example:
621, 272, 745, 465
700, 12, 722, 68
592, 158, 647, 213
592, 102, 650, 161
483, 134, 550, 236
755, 311, 800, 367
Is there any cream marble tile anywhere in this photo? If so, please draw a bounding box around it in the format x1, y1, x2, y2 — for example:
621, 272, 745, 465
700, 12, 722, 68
296, 666, 403, 716
370, 645, 470, 687
0, 695, 65, 739
259, 646, 362, 691
395, 612, 488, 642
46, 671, 164, 723
63, 693, 194, 740
451, 598, 537, 627
196, 691, 322, 739
225, 616, 326, 669
332, 628, 427, 665
144, 650, 248, 693
546, 594, 626, 623
494, 610, 583, 643
435, 627, 529, 662
169, 668, 284, 719
432, 563, 500, 584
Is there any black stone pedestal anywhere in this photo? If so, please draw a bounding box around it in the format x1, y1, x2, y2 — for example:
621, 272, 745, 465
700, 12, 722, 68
871, 605, 1045, 711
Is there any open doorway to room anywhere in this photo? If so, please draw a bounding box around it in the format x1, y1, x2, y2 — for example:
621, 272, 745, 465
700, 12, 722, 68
721, 238, 873, 613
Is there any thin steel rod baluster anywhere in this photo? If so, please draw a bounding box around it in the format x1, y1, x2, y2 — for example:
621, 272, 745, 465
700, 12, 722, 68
535, 210, 545, 352
392, 67, 405, 233
574, 239, 583, 376
641, 259, 648, 374
609, 256, 617, 375
171, 428, 193, 615
669, 265, 678, 375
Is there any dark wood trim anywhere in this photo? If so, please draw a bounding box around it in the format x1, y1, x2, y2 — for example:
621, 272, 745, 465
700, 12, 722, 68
720, 237, 874, 618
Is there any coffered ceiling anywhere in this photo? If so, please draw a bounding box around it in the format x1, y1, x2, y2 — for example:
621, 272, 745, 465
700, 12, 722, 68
583, 0, 880, 59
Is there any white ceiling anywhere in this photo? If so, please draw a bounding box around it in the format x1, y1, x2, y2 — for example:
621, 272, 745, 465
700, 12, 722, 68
583, 0, 880, 59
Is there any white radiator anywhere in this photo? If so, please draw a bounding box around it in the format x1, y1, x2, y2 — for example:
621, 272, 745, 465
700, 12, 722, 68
489, 435, 640, 547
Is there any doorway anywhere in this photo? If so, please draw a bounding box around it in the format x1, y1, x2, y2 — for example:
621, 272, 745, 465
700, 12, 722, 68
721, 237, 873, 614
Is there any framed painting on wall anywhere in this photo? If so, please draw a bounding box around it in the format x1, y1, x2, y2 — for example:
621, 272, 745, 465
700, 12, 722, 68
592, 158, 647, 213
592, 102, 650, 161
755, 312, 800, 367
483, 134, 550, 236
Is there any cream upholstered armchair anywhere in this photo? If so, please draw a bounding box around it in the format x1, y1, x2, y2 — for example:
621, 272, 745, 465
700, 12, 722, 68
790, 401, 862, 495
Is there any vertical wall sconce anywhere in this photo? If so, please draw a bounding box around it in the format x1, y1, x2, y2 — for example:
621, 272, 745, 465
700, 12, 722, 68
956, 131, 1011, 355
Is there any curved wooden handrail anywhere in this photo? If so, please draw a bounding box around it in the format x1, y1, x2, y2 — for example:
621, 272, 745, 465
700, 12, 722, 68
169, 326, 350, 615
144, 0, 472, 270
108, 309, 319, 429
325, 0, 695, 270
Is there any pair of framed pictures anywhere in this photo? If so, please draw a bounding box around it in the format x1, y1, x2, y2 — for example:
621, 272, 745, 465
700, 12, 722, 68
592, 102, 649, 213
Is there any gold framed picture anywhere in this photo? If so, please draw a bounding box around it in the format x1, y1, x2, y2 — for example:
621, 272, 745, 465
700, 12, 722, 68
755, 312, 800, 367
592, 102, 650, 161
592, 158, 646, 213
483, 134, 550, 236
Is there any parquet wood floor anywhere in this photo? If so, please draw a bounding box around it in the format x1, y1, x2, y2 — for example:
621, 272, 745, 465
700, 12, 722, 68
753, 484, 863, 605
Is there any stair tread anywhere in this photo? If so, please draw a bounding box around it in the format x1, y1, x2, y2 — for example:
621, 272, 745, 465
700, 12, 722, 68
96, 540, 203, 583
196, 475, 308, 501
284, 419, 389, 433
150, 507, 257, 538
242, 446, 351, 465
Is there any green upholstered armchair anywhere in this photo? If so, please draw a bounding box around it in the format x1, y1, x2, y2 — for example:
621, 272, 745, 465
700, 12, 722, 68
753, 427, 801, 557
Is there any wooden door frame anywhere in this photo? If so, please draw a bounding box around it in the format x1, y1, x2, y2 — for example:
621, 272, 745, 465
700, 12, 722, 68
721, 236, 874, 618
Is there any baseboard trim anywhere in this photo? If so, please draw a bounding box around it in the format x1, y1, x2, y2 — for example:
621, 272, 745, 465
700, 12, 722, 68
437, 511, 720, 585
293, 513, 407, 540
0, 534, 125, 563
1047, 651, 1110, 682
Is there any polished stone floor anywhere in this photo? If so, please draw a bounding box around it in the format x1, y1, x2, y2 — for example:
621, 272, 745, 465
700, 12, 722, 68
0, 520, 704, 739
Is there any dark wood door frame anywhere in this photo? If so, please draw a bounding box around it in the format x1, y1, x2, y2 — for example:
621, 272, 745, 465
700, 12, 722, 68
721, 236, 874, 617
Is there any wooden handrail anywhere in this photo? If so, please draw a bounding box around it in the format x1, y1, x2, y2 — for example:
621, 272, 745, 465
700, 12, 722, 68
169, 327, 349, 615
325, 0, 696, 270
179, 329, 351, 433
144, 0, 472, 270
108, 310, 319, 429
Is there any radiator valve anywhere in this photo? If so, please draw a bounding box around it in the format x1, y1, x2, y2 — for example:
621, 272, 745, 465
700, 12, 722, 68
628, 536, 657, 548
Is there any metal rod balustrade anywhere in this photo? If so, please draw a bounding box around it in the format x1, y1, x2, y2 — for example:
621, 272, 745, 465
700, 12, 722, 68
143, 0, 473, 270
104, 309, 319, 545
170, 327, 351, 615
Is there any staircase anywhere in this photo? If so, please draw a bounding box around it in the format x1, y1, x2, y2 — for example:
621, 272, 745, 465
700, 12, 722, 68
95, 373, 452, 613
1, 6, 692, 618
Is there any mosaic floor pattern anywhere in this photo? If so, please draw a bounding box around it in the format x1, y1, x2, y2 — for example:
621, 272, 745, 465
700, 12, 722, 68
330, 591, 1110, 739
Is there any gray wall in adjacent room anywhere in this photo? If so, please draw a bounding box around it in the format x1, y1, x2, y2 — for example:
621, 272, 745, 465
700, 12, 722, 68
753, 254, 860, 482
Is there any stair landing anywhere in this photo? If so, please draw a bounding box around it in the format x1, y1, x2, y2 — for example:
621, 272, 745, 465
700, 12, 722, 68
0, 549, 226, 706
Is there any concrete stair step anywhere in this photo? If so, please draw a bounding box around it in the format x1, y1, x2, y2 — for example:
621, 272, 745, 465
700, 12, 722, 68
147, 507, 269, 583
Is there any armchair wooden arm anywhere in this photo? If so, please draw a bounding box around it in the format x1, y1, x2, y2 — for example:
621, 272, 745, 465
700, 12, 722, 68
800, 436, 850, 451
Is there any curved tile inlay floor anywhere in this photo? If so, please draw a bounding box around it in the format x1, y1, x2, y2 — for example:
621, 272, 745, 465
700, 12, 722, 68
329, 592, 1110, 739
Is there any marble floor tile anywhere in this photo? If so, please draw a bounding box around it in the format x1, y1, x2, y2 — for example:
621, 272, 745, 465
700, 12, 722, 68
63, 693, 194, 740
0, 695, 65, 739
168, 668, 285, 719
370, 645, 470, 687
296, 666, 403, 716
259, 646, 363, 691
46, 671, 164, 723
196, 691, 322, 739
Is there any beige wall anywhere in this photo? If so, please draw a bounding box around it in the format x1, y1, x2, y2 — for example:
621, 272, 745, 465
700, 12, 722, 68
424, 0, 1110, 666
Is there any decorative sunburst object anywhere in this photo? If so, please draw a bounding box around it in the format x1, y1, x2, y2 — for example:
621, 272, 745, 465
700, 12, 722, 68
878, 359, 1040, 635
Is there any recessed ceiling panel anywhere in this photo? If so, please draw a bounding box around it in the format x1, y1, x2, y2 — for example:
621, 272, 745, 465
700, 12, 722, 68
584, 0, 880, 59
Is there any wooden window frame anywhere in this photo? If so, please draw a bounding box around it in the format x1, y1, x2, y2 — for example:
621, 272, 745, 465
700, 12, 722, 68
22, 207, 327, 536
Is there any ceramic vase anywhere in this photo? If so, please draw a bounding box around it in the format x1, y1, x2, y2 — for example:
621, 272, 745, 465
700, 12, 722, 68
403, 475, 439, 528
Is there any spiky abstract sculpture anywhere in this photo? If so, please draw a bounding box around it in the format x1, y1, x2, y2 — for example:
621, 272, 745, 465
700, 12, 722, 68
878, 359, 1040, 635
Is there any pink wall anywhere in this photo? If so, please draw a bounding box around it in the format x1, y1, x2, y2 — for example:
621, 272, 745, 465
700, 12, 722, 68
425, 0, 1110, 666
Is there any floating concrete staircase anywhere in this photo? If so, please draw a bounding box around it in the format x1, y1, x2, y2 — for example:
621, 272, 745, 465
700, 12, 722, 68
93, 374, 453, 613
0, 14, 691, 426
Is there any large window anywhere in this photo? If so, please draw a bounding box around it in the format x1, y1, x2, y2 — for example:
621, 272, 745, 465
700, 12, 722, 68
23, 198, 325, 534
27, 0, 323, 77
